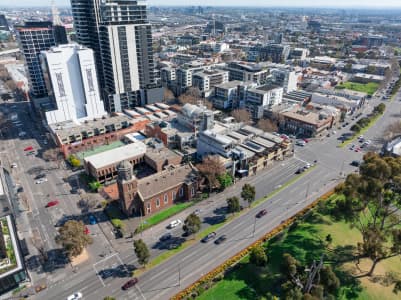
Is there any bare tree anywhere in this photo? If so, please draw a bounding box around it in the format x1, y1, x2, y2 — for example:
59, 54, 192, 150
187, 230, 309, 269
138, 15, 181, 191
197, 155, 226, 192
257, 118, 278, 132
178, 86, 201, 105
163, 88, 175, 102
42, 148, 63, 169
231, 109, 251, 123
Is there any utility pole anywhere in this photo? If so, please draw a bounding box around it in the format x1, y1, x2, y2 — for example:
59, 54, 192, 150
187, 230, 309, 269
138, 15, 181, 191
304, 254, 324, 294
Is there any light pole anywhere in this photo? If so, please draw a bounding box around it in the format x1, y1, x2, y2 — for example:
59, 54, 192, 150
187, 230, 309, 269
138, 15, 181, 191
252, 216, 257, 237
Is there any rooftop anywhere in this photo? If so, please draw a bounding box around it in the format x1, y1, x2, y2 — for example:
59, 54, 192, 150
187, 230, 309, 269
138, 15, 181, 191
138, 164, 198, 199
84, 142, 147, 169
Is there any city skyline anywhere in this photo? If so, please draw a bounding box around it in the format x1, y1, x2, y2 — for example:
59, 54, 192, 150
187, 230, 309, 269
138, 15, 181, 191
3, 0, 401, 8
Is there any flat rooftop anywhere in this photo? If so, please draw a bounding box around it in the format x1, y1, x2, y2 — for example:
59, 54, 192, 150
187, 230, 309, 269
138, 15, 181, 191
84, 142, 147, 169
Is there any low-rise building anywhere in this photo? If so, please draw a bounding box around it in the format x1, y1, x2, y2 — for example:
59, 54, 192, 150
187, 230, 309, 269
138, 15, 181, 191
192, 69, 229, 97
117, 161, 199, 216
224, 61, 268, 85
279, 107, 334, 137
244, 84, 283, 119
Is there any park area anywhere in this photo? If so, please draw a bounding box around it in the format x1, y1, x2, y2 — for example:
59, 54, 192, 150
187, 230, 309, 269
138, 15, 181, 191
197, 193, 401, 300
336, 81, 379, 96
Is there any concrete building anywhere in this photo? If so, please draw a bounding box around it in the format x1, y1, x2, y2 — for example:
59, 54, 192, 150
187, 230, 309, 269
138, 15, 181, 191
192, 69, 229, 97
249, 44, 290, 63
117, 161, 199, 216
289, 48, 309, 60
71, 0, 156, 112
270, 68, 298, 93
16, 21, 56, 98
41, 44, 106, 125
224, 61, 268, 85
244, 84, 283, 119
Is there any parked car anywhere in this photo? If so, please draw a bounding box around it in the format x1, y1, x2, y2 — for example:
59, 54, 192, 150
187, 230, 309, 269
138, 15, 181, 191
168, 219, 182, 229
303, 138, 309, 143
256, 209, 268, 218
295, 168, 304, 174
122, 278, 138, 290
45, 200, 59, 208
201, 231, 217, 243
67, 292, 82, 300
296, 140, 306, 146
35, 178, 48, 184
214, 235, 227, 245
193, 209, 202, 216
35, 173, 46, 180
351, 160, 361, 167
23, 146, 33, 151
88, 214, 97, 225
84, 226, 90, 235
159, 233, 172, 241
11, 163, 17, 168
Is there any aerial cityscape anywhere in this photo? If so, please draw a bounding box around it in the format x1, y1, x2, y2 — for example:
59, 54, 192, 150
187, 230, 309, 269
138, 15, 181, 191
1, 1, 401, 299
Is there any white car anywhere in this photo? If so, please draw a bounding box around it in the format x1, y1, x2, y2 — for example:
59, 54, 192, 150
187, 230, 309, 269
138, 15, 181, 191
67, 292, 82, 300
168, 219, 182, 229
18, 131, 26, 137
11, 163, 17, 168
35, 178, 48, 184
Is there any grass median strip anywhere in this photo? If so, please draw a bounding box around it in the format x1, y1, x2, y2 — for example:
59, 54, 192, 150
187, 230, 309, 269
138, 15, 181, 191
133, 169, 311, 275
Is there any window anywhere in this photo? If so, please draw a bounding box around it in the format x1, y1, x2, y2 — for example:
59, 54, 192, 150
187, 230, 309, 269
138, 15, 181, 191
55, 72, 66, 97
156, 198, 160, 207
86, 69, 95, 92
179, 187, 184, 197
147, 202, 151, 213
191, 187, 195, 196
172, 191, 176, 200
164, 193, 168, 204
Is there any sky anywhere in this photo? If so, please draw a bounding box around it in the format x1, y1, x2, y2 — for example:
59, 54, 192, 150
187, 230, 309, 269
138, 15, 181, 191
2, 0, 401, 8
0, 0, 401, 8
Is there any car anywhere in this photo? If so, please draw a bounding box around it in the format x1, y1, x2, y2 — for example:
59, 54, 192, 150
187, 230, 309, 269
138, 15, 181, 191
194, 209, 202, 216
35, 178, 48, 184
84, 226, 90, 235
122, 278, 138, 290
201, 231, 217, 243
18, 131, 26, 137
99, 269, 114, 279
326, 133, 331, 137
27, 151, 35, 156
113, 228, 123, 239
288, 134, 296, 139
351, 160, 361, 167
304, 163, 311, 169
34, 173, 46, 180
45, 200, 59, 208
168, 219, 182, 229
296, 140, 306, 146
256, 209, 268, 218
159, 232, 172, 241
295, 168, 304, 174
23, 146, 33, 151
88, 214, 97, 225
303, 138, 309, 143
67, 292, 82, 300
332, 131, 337, 134
358, 135, 363, 139
11, 163, 17, 168
214, 235, 227, 244
355, 147, 361, 152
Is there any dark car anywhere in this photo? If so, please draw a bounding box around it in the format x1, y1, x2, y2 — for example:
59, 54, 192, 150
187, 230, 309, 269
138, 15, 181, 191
201, 232, 217, 243
34, 173, 46, 180
214, 235, 227, 245
113, 228, 123, 239
99, 269, 114, 279
159, 233, 172, 241
351, 160, 361, 167
122, 278, 138, 290
256, 209, 267, 218
295, 168, 304, 174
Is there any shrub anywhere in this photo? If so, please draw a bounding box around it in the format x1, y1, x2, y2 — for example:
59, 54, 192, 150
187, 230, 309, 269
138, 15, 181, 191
68, 155, 81, 167
88, 181, 102, 192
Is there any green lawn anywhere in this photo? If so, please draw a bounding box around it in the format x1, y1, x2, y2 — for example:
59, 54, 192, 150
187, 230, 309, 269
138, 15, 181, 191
76, 140, 125, 159
197, 196, 400, 300
336, 82, 379, 96
137, 202, 194, 232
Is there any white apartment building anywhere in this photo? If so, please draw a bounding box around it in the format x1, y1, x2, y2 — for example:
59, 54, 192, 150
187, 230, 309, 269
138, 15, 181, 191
245, 84, 283, 119
41, 44, 106, 125
192, 69, 229, 97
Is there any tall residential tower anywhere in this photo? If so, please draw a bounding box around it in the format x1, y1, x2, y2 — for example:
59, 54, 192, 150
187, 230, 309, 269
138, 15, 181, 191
70, 0, 156, 112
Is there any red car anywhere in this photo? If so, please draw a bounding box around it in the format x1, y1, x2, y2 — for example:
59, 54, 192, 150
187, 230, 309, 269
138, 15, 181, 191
24, 146, 33, 151
122, 278, 138, 290
45, 200, 59, 208
303, 138, 309, 143
256, 209, 268, 218
84, 226, 90, 235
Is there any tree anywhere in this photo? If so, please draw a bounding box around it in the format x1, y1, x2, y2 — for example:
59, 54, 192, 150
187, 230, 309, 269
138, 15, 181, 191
178, 87, 200, 105
333, 153, 401, 276
231, 109, 251, 123
241, 183, 256, 207
373, 103, 386, 115
325, 234, 333, 246
320, 265, 340, 294
55, 220, 93, 258
249, 245, 268, 266
133, 239, 150, 267
197, 155, 226, 192
163, 88, 175, 102
217, 173, 233, 190
103, 297, 116, 300
350, 124, 361, 132
226, 196, 241, 213
183, 213, 201, 236
68, 155, 81, 168
383, 121, 401, 141
257, 118, 278, 132
42, 148, 63, 168
281, 253, 300, 279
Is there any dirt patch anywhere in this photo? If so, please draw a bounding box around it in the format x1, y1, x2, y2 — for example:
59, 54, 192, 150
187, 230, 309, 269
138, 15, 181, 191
70, 248, 89, 266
